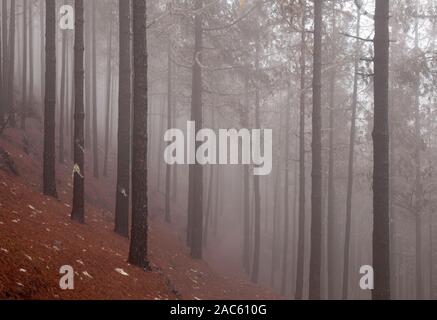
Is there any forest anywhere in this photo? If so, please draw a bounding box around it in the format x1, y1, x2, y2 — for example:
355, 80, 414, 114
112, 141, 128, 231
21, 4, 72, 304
0, 0, 436, 301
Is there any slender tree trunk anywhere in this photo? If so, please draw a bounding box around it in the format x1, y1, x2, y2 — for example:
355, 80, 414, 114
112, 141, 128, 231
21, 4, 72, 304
40, 0, 45, 101
280, 84, 292, 296
327, 5, 337, 299
187, 0, 204, 259
43, 0, 57, 198
295, 3, 306, 300
21, 0, 27, 130
6, 0, 15, 126
165, 37, 172, 223
372, 0, 391, 300
114, 0, 131, 238
59, 26, 67, 164
1, 0, 8, 126
28, 2, 33, 111
84, 1, 91, 149
71, 0, 85, 224
0, 0, 3, 126
103, 23, 113, 178
91, 0, 99, 178
343, 9, 361, 300
309, 0, 323, 300
128, 0, 149, 270
243, 76, 251, 274
251, 37, 261, 283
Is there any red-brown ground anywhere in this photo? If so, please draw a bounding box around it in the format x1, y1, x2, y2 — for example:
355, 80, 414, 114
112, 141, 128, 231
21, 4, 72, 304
0, 120, 277, 300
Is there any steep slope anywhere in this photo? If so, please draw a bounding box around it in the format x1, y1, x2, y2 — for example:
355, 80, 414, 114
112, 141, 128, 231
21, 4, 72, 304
0, 120, 277, 300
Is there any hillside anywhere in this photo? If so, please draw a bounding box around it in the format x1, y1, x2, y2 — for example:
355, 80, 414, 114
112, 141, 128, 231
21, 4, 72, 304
0, 120, 277, 300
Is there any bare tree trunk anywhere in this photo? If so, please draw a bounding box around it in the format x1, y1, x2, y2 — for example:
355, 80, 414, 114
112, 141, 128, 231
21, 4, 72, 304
165, 37, 172, 223
372, 0, 391, 300
103, 23, 113, 178
21, 0, 27, 130
0, 0, 3, 126
71, 0, 85, 224
251, 37, 262, 284
59, 26, 67, 164
84, 1, 91, 149
114, 0, 131, 238
343, 9, 361, 300
1, 0, 8, 126
281, 84, 292, 296
40, 0, 45, 101
6, 0, 15, 126
128, 0, 149, 270
91, 0, 99, 178
187, 0, 204, 259
28, 2, 34, 112
327, 5, 337, 299
43, 0, 57, 198
309, 0, 323, 300
295, 3, 306, 300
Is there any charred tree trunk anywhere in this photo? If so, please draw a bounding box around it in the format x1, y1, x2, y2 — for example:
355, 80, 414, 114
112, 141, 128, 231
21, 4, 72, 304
309, 0, 323, 300
71, 0, 85, 224
295, 3, 306, 300
372, 0, 391, 300
114, 0, 131, 238
128, 0, 149, 270
43, 0, 57, 198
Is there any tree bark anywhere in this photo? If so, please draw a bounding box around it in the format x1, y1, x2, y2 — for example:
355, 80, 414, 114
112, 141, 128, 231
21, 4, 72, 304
6, 0, 15, 127
103, 23, 112, 178
59, 26, 68, 164
295, 3, 306, 300
372, 0, 391, 300
91, 0, 99, 178
114, 0, 131, 238
343, 9, 361, 301
21, 0, 27, 130
309, 0, 323, 300
128, 0, 149, 270
71, 0, 85, 224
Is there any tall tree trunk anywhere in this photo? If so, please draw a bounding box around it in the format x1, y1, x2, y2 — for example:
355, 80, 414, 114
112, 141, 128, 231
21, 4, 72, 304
309, 0, 323, 300
59, 27, 67, 164
165, 37, 172, 223
327, 5, 337, 299
40, 0, 45, 101
6, 0, 15, 126
343, 9, 361, 300
128, 0, 149, 270
251, 37, 261, 283
84, 1, 91, 148
21, 0, 27, 130
295, 3, 306, 300
187, 0, 204, 259
114, 0, 131, 238
28, 2, 33, 112
0, 0, 3, 126
91, 0, 99, 178
243, 75, 251, 274
372, 0, 391, 300
1, 0, 8, 126
280, 84, 292, 296
71, 0, 85, 224
103, 23, 112, 178
43, 0, 57, 198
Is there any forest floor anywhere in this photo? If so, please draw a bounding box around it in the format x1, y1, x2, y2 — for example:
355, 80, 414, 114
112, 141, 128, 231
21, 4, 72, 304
0, 119, 277, 300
